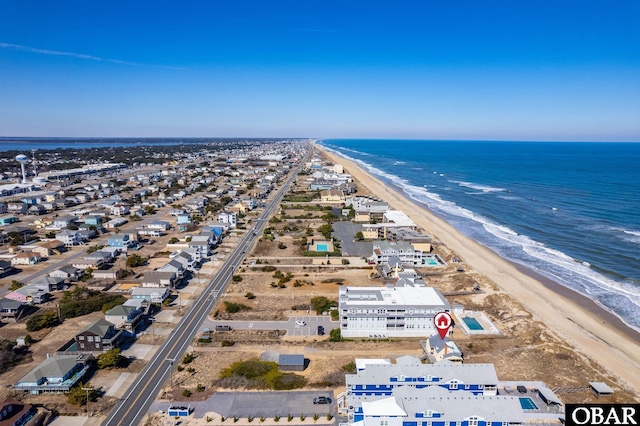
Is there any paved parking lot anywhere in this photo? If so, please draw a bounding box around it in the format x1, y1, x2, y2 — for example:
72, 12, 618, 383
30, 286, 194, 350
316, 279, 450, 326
332, 221, 373, 257
201, 315, 338, 336
151, 390, 336, 419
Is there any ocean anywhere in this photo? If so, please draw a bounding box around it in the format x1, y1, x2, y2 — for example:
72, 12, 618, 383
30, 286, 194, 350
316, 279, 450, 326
319, 139, 640, 332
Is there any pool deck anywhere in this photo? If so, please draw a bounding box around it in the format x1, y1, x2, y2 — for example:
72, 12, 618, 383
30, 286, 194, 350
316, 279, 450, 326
499, 381, 565, 420
454, 310, 500, 335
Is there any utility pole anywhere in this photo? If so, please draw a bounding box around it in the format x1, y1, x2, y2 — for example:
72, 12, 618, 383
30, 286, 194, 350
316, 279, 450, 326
81, 386, 93, 417
166, 358, 175, 397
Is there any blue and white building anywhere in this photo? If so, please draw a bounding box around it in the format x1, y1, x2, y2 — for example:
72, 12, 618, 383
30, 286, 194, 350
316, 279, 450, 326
345, 357, 523, 426
351, 386, 525, 426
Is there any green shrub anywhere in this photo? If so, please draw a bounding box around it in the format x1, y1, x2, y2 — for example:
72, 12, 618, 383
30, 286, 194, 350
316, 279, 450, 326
245, 292, 256, 299
26, 310, 59, 332
223, 301, 252, 314
182, 389, 192, 397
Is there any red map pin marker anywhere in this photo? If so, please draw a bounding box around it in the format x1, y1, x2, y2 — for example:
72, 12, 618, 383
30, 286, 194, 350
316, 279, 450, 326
434, 312, 452, 340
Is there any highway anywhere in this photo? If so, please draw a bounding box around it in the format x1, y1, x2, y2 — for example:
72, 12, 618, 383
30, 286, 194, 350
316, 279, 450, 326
102, 147, 309, 426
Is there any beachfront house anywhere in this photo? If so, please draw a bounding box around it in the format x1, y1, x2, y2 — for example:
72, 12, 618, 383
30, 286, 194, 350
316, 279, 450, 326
338, 283, 449, 338
347, 386, 525, 426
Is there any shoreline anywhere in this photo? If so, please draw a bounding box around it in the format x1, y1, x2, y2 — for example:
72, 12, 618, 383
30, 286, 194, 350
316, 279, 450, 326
317, 143, 640, 395
381, 168, 640, 343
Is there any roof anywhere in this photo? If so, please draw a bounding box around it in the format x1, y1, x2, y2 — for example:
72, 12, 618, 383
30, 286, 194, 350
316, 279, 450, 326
78, 318, 115, 337
278, 354, 304, 366
589, 382, 613, 394
394, 386, 525, 422
361, 396, 407, 417
105, 304, 135, 316
538, 386, 563, 404
346, 356, 498, 386
18, 355, 81, 383
0, 297, 24, 309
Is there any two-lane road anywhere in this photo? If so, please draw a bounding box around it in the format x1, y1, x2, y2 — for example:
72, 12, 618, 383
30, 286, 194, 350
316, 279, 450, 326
102, 146, 310, 426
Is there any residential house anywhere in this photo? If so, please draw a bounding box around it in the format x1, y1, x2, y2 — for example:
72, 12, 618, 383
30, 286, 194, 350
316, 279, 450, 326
56, 230, 82, 247
170, 250, 197, 271
320, 188, 345, 203
423, 336, 464, 364
108, 234, 133, 249
49, 265, 81, 282
13, 355, 92, 394
0, 298, 27, 322
142, 271, 177, 288
147, 220, 171, 231
176, 213, 192, 225
0, 215, 17, 225
218, 211, 237, 228
104, 304, 143, 330
84, 215, 102, 226
0, 260, 16, 277
105, 218, 128, 229
75, 319, 123, 352
11, 252, 41, 266
29, 276, 66, 291
158, 259, 186, 279
7, 202, 27, 215
0, 398, 36, 425
110, 204, 130, 217
27, 205, 45, 215
52, 215, 76, 230
369, 240, 424, 267
30, 240, 66, 258
71, 257, 104, 270
5, 285, 50, 304
131, 286, 170, 304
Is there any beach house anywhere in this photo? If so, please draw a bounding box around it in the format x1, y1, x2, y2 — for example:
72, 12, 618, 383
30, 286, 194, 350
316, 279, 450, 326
13, 355, 92, 394
338, 283, 449, 338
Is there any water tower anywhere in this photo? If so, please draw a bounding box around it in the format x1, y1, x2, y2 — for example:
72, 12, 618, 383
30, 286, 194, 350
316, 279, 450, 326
15, 154, 29, 184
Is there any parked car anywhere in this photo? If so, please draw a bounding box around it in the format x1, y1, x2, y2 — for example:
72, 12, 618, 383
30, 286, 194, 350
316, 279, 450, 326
313, 396, 331, 405
317, 325, 325, 335
295, 320, 306, 326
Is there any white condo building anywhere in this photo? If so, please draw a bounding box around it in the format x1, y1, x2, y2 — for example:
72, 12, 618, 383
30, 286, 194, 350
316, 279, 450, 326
339, 283, 450, 338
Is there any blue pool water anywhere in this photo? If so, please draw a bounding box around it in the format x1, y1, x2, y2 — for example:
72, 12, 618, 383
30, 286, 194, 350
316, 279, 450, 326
425, 258, 438, 266
317, 244, 328, 252
519, 397, 539, 410
462, 317, 484, 331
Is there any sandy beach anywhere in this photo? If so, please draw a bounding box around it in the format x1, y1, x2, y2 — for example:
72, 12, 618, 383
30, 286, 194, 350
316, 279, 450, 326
318, 143, 640, 396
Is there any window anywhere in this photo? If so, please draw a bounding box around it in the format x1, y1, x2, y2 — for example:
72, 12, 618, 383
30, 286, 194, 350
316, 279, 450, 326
449, 381, 458, 390
380, 421, 388, 426
469, 417, 479, 426
87, 336, 94, 342
78, 335, 84, 340
425, 410, 433, 417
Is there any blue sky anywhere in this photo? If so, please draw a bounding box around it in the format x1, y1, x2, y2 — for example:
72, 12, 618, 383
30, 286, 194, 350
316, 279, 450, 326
1, 1, 639, 140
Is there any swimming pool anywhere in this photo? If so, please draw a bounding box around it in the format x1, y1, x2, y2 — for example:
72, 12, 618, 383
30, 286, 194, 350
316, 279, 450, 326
425, 258, 438, 266
462, 317, 484, 331
316, 244, 328, 252
519, 397, 539, 410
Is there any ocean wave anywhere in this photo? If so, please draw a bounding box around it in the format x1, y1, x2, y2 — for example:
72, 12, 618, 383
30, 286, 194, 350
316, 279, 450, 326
450, 180, 507, 193
611, 227, 640, 244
